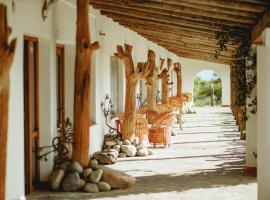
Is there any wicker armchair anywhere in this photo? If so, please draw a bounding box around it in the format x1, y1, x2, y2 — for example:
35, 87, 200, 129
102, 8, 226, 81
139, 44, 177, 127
148, 112, 175, 147
182, 92, 192, 102
169, 96, 184, 130
116, 114, 149, 144
156, 104, 173, 114
134, 115, 150, 144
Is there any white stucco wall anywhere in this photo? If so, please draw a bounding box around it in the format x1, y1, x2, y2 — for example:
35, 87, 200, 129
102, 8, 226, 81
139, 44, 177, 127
257, 28, 270, 200
1, 1, 180, 199
0, 0, 57, 199
180, 57, 231, 106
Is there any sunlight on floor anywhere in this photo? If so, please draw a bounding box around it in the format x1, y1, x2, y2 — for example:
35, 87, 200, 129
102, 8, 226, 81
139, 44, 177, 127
28, 107, 257, 200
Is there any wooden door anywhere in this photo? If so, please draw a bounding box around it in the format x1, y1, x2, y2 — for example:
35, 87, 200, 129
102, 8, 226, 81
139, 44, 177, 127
56, 44, 65, 136
23, 35, 40, 194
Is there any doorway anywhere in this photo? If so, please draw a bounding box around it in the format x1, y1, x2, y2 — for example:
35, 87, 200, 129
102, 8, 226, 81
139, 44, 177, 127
193, 70, 222, 107
56, 44, 65, 136
23, 35, 40, 194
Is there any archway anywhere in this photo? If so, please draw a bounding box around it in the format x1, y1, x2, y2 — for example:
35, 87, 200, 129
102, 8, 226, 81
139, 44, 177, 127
193, 70, 222, 107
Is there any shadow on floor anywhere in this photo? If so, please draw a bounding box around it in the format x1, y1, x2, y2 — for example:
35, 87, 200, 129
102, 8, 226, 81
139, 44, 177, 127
28, 169, 256, 200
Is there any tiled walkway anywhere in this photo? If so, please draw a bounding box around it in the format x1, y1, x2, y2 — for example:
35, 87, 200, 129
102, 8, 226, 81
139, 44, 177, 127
29, 107, 257, 200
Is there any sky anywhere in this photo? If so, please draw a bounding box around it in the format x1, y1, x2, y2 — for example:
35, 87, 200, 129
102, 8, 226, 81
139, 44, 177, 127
196, 70, 218, 81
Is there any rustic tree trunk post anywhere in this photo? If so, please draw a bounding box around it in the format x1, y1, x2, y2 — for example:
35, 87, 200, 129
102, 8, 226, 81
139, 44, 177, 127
173, 62, 183, 129
0, 4, 17, 200
115, 44, 151, 141
161, 58, 172, 104
174, 63, 182, 98
145, 50, 158, 123
73, 0, 100, 167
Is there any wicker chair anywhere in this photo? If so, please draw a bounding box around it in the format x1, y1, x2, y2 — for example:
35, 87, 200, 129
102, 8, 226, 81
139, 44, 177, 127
116, 114, 149, 144
148, 112, 175, 147
156, 104, 174, 114
169, 96, 184, 130
134, 115, 150, 144
182, 92, 192, 102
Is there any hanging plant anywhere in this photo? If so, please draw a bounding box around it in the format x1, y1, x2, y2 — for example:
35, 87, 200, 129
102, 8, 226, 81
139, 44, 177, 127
215, 25, 257, 119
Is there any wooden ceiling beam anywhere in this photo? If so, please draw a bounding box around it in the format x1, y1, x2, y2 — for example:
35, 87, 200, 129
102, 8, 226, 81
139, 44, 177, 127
97, 10, 223, 33
116, 20, 216, 39
102, 12, 219, 36
252, 9, 270, 43
90, 0, 255, 27
152, 0, 268, 13
140, 33, 235, 54
155, 40, 232, 58
90, 0, 257, 25
128, 26, 236, 49
171, 49, 232, 65
162, 0, 262, 16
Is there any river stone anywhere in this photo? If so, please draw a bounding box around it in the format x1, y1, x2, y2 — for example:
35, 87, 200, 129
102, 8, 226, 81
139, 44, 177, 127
123, 140, 131, 145
113, 145, 121, 152
49, 169, 65, 191
80, 179, 86, 189
61, 172, 80, 192
117, 140, 123, 145
92, 152, 117, 165
171, 130, 177, 136
135, 143, 143, 150
137, 148, 148, 156
98, 181, 111, 191
90, 169, 103, 183
148, 149, 154, 155
101, 166, 136, 189
132, 137, 140, 145
106, 140, 117, 147
83, 168, 93, 178
57, 161, 71, 172
84, 183, 99, 193
109, 149, 119, 158
69, 161, 83, 174
118, 153, 127, 158
121, 145, 137, 157
89, 159, 99, 170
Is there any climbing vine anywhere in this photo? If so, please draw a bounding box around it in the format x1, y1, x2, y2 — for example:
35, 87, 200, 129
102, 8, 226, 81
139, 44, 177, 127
215, 25, 257, 118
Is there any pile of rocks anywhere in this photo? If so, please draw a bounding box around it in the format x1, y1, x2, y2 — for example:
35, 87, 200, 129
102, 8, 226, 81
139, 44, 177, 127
93, 134, 153, 165
49, 160, 136, 193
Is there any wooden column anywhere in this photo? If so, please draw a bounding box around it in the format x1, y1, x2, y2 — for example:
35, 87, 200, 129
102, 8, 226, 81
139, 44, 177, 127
145, 52, 167, 123
161, 58, 172, 104
72, 0, 100, 167
174, 62, 182, 98
0, 4, 17, 200
115, 44, 151, 141
146, 50, 158, 123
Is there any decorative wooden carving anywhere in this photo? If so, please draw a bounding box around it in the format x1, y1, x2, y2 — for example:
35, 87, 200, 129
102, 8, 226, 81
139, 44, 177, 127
170, 62, 184, 129
145, 50, 158, 123
0, 4, 17, 200
145, 53, 169, 123
161, 58, 173, 104
174, 62, 182, 98
72, 0, 100, 167
115, 44, 151, 141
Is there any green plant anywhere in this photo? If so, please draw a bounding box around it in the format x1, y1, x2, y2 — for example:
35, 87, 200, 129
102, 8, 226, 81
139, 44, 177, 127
37, 118, 73, 164
193, 76, 222, 107
215, 25, 257, 118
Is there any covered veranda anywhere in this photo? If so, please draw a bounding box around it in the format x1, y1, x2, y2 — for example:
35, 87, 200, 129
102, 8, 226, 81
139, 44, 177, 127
0, 0, 270, 200
29, 107, 256, 200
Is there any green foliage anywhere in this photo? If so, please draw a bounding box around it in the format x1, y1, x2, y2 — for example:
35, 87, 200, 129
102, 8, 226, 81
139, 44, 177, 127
193, 76, 222, 107
215, 25, 257, 118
